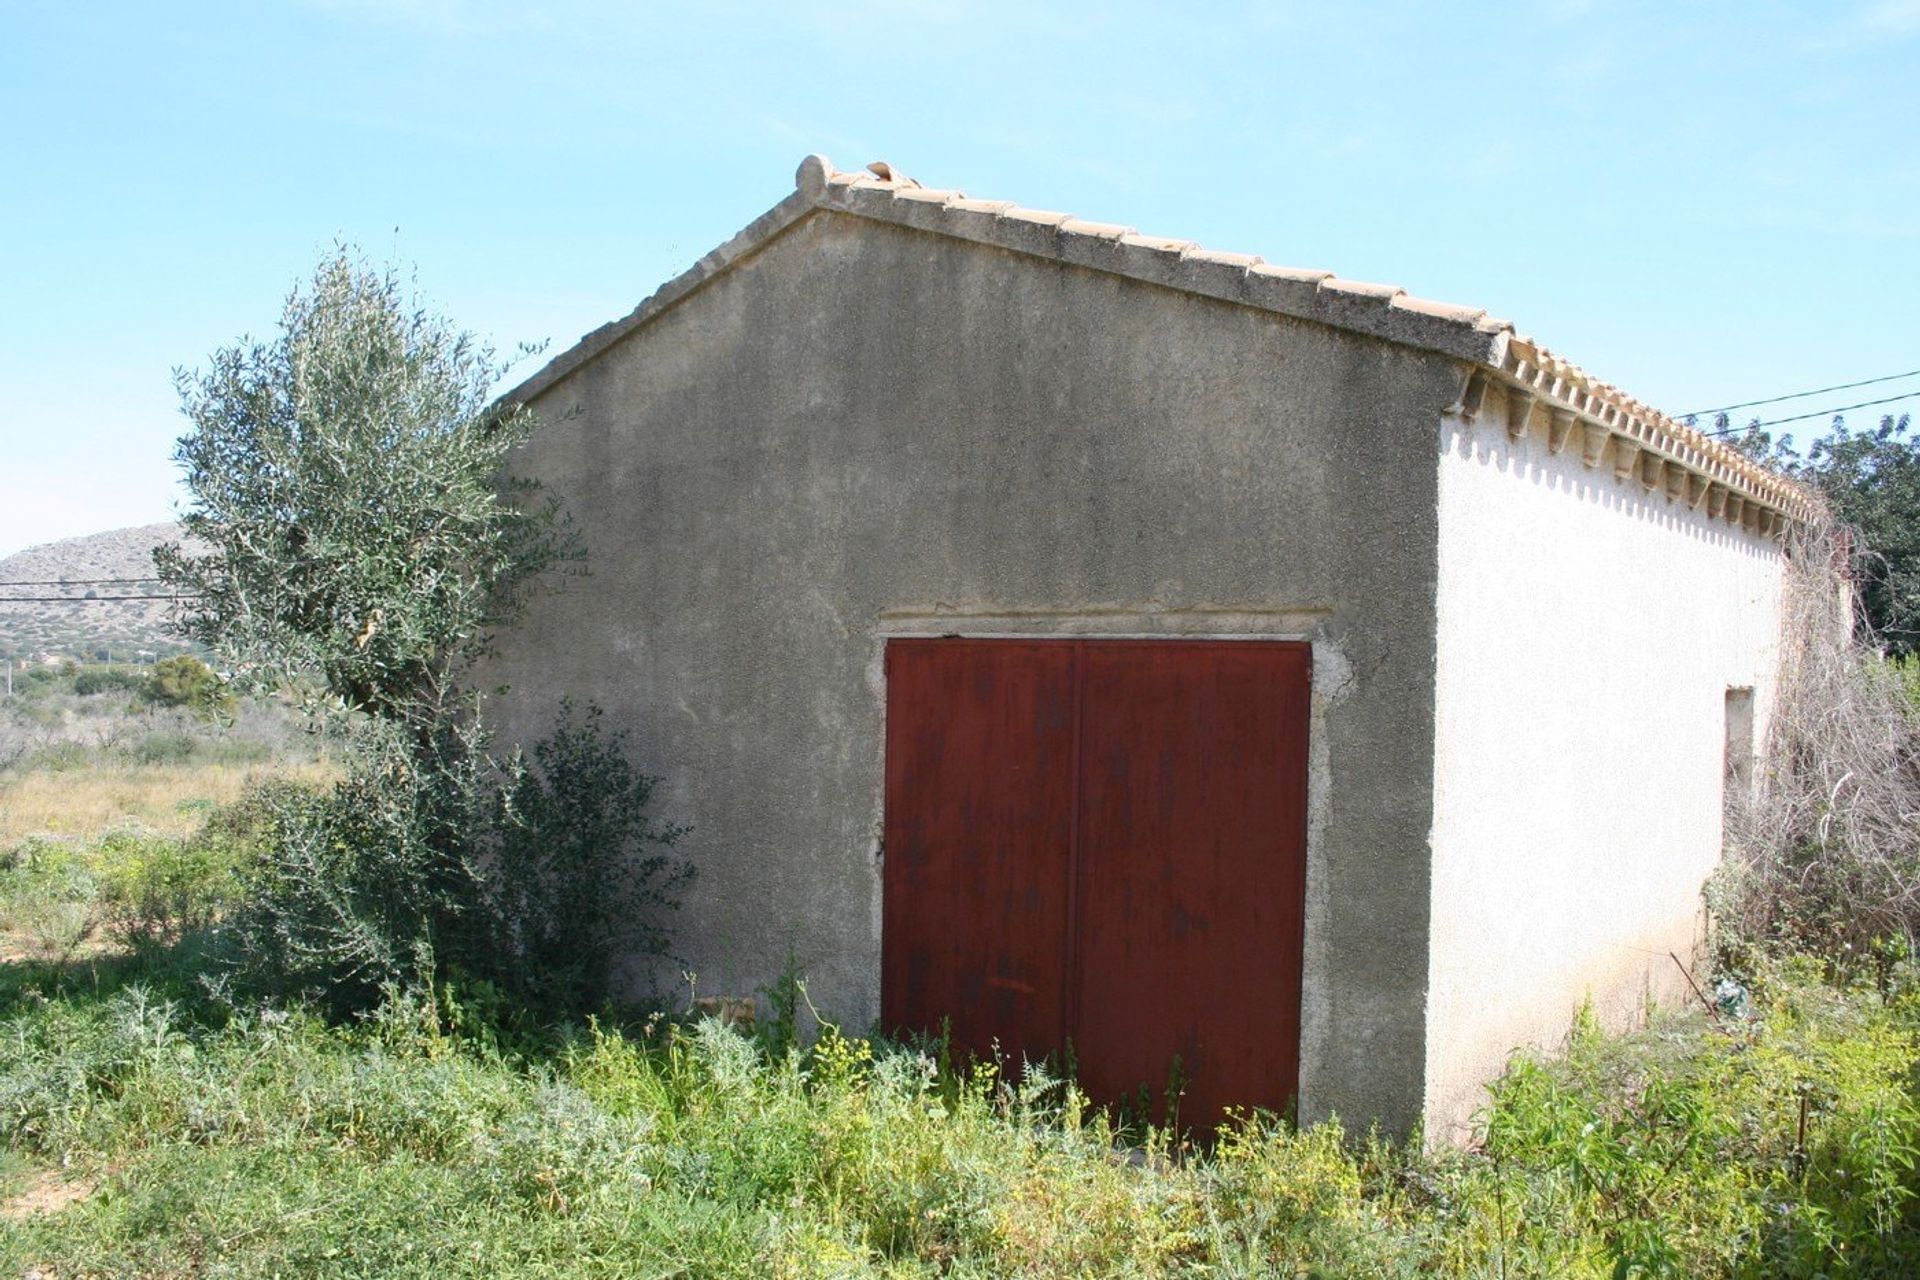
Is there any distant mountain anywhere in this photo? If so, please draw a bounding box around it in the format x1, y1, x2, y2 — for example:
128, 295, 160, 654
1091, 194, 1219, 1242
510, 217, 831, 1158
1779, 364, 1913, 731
0, 523, 201, 662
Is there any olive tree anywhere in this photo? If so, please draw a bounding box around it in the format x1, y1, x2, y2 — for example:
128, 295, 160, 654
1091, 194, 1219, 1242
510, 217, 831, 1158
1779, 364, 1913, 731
157, 247, 571, 724
159, 250, 686, 1015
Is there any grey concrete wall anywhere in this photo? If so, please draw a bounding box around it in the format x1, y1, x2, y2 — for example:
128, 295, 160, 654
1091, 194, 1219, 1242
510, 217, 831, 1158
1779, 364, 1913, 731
1425, 387, 1785, 1142
482, 210, 1467, 1133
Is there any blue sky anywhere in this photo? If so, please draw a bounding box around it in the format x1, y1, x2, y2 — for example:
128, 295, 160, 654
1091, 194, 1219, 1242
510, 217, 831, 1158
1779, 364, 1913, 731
2, 0, 1916, 556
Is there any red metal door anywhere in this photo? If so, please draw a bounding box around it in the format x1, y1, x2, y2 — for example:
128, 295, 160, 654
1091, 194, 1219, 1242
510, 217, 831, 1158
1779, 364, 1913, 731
1071, 641, 1311, 1130
882, 640, 1076, 1067
881, 638, 1310, 1132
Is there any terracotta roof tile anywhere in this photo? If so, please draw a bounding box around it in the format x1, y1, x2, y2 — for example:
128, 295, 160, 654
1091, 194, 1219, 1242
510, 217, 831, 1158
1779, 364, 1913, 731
890, 186, 958, 205
996, 206, 1075, 227
948, 197, 1017, 215
1120, 234, 1200, 254
1390, 295, 1489, 325
1186, 249, 1264, 268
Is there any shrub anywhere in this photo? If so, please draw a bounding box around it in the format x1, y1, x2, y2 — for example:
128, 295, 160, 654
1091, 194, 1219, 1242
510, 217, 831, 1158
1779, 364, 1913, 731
213, 719, 494, 1015
128, 730, 197, 766
0, 837, 101, 961
1716, 520, 1920, 970
140, 655, 231, 716
72, 668, 146, 698
1892, 653, 1920, 716
214, 704, 685, 1022
93, 829, 247, 951
489, 702, 690, 1014
19, 741, 91, 773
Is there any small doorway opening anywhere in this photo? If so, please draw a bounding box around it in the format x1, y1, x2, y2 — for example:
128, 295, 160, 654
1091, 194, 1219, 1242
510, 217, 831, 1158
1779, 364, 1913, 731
1724, 686, 1755, 798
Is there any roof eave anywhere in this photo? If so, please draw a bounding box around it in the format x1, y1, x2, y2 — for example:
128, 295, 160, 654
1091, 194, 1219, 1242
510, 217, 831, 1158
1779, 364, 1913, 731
495, 153, 1815, 534
499, 184, 821, 409
497, 153, 1509, 411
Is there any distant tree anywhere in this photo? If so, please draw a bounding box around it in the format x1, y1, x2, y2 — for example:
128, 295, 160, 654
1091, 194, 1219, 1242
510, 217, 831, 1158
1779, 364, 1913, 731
1724, 412, 1920, 656
142, 654, 231, 715
1807, 415, 1920, 656
155, 247, 574, 725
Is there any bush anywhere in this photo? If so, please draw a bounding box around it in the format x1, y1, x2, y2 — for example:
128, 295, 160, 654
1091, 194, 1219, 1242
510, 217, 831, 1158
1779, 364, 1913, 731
1, 821, 257, 960
93, 829, 247, 951
214, 704, 687, 1022
0, 837, 100, 961
1892, 653, 1920, 716
72, 667, 146, 698
213, 720, 492, 1014
140, 655, 231, 716
19, 741, 92, 773
1478, 973, 1920, 1277
128, 730, 198, 766
490, 702, 690, 1014
1716, 521, 1920, 971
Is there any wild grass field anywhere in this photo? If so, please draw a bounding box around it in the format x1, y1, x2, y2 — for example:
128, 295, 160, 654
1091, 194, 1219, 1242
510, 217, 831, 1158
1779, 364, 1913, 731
1, 670, 1918, 1277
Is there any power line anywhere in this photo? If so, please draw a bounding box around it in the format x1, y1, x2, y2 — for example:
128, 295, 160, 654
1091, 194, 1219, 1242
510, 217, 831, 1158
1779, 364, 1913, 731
1704, 389, 1920, 436
0, 577, 167, 587
1684, 366, 1920, 419
0, 594, 198, 604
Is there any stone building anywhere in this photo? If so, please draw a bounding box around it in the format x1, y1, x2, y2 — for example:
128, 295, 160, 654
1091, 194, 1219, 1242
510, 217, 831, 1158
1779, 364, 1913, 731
483, 155, 1810, 1139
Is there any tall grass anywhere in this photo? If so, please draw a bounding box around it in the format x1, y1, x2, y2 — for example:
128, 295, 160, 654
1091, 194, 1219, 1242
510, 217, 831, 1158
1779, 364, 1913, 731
0, 758, 338, 842
3, 659, 1917, 1275
1, 949, 1916, 1277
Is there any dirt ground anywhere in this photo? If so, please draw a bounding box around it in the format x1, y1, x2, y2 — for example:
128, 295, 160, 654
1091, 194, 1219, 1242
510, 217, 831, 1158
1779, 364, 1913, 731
0, 1165, 95, 1221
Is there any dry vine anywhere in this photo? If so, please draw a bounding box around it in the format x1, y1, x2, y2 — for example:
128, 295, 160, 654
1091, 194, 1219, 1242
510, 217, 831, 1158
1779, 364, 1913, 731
1714, 518, 1920, 967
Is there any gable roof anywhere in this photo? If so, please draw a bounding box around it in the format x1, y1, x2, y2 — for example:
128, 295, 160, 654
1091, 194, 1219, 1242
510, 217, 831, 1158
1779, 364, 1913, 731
505, 155, 1815, 532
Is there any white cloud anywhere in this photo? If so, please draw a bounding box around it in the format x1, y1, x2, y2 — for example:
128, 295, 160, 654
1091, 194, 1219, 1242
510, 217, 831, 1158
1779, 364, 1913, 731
1802, 0, 1920, 49
1862, 0, 1920, 32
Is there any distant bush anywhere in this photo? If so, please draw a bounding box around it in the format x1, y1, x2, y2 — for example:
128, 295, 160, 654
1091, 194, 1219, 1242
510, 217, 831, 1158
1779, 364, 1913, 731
21, 741, 92, 773
141, 655, 231, 716
129, 731, 197, 766
72, 667, 145, 698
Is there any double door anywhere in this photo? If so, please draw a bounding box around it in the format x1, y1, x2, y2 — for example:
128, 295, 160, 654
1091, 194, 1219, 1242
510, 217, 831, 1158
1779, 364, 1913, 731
881, 637, 1310, 1130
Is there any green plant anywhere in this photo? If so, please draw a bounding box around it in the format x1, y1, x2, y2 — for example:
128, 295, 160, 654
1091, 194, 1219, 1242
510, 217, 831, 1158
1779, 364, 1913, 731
212, 705, 681, 1022
93, 829, 247, 951
155, 247, 575, 724
0, 837, 100, 961
71, 667, 145, 698
145, 249, 642, 1023
128, 730, 197, 766
3, 948, 1920, 1277
140, 654, 231, 716
213, 717, 496, 1015
489, 702, 690, 1015
1891, 652, 1920, 716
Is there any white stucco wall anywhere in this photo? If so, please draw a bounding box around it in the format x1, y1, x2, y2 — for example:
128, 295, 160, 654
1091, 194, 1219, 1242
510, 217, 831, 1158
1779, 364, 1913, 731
1425, 387, 1785, 1142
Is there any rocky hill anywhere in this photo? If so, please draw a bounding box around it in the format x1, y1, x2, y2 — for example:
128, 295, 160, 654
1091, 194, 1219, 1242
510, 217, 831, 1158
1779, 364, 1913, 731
0, 523, 201, 662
